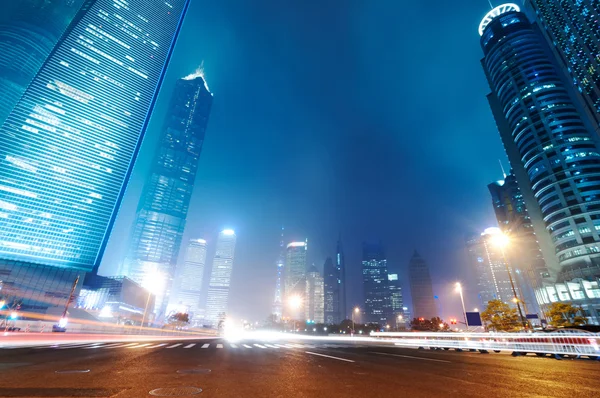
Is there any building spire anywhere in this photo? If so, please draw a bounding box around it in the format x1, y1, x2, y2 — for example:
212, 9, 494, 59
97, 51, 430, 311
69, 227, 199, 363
499, 159, 507, 178
488, 0, 494, 9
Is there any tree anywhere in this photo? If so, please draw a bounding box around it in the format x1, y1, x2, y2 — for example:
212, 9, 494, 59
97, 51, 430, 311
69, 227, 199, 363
167, 312, 189, 329
481, 300, 520, 331
410, 317, 449, 331
546, 302, 587, 328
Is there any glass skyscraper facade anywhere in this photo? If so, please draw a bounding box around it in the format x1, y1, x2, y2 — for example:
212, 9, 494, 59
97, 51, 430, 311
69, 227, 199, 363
528, 0, 600, 127
305, 265, 324, 324
284, 240, 307, 319
362, 242, 392, 325
121, 73, 212, 314
408, 251, 437, 319
272, 227, 285, 318
336, 238, 347, 321
323, 257, 339, 324
0, 0, 191, 310
205, 229, 237, 326
480, 4, 600, 323
0, 1, 85, 126
169, 238, 207, 323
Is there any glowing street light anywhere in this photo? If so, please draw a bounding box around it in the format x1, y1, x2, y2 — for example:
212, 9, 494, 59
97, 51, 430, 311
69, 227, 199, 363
455, 282, 469, 329
287, 295, 303, 310
490, 231, 528, 329
352, 307, 360, 333
140, 268, 166, 331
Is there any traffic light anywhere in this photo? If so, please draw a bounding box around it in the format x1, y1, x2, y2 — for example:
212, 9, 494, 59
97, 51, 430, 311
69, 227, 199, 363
450, 318, 457, 325
418, 317, 425, 322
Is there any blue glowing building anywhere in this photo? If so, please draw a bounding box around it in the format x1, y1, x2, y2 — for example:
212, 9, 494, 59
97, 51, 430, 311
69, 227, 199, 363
480, 4, 600, 322
0, 0, 191, 311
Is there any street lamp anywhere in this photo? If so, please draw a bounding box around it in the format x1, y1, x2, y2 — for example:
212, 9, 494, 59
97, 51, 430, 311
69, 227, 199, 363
455, 282, 469, 329
352, 307, 360, 332
490, 232, 528, 329
140, 269, 165, 331
287, 295, 303, 332
396, 314, 403, 329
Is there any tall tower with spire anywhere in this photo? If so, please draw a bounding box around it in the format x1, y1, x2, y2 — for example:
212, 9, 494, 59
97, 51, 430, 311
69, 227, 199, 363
336, 236, 347, 320
272, 226, 285, 318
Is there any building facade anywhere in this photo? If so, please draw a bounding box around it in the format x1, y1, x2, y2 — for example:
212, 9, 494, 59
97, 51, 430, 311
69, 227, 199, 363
0, 0, 191, 311
323, 257, 339, 324
408, 251, 437, 319
466, 228, 523, 308
121, 73, 212, 315
362, 242, 392, 326
272, 227, 285, 319
305, 265, 325, 324
0, 0, 85, 126
169, 238, 207, 324
336, 238, 347, 321
205, 230, 237, 326
388, 273, 403, 322
284, 241, 307, 318
527, 0, 600, 130
479, 4, 600, 323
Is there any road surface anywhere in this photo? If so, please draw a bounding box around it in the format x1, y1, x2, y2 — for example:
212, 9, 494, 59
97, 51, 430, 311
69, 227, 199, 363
0, 337, 598, 397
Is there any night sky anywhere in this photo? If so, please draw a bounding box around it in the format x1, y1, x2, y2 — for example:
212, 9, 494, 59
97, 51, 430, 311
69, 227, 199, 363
100, 0, 508, 322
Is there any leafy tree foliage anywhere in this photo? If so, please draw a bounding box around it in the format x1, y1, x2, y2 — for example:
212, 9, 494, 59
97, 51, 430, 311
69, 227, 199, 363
546, 302, 587, 327
410, 317, 449, 331
480, 300, 520, 331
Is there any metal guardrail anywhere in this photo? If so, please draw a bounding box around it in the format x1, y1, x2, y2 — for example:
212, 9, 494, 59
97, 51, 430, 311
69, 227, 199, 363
371, 331, 600, 358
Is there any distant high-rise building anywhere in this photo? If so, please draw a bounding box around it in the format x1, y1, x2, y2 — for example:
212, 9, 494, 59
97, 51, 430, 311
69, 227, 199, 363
362, 242, 392, 326
305, 265, 325, 324
528, 1, 600, 129
323, 257, 339, 324
284, 240, 307, 318
205, 230, 237, 325
169, 238, 207, 323
408, 251, 437, 319
479, 4, 600, 323
388, 273, 403, 321
488, 172, 550, 314
466, 228, 522, 308
121, 72, 212, 314
272, 227, 285, 318
0, 0, 191, 311
0, 1, 85, 126
336, 238, 347, 320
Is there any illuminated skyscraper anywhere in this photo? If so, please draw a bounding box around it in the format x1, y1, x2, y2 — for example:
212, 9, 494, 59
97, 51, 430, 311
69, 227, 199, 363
323, 257, 338, 324
466, 228, 522, 308
205, 229, 237, 325
362, 242, 392, 325
0, 1, 85, 126
388, 273, 403, 320
305, 265, 324, 324
479, 4, 600, 322
121, 72, 212, 314
336, 238, 347, 321
284, 240, 307, 318
0, 0, 191, 311
528, 1, 600, 128
272, 227, 285, 318
408, 251, 437, 319
169, 238, 207, 323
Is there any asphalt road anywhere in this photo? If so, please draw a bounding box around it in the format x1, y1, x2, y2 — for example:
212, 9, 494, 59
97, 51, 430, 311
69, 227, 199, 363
0, 337, 598, 397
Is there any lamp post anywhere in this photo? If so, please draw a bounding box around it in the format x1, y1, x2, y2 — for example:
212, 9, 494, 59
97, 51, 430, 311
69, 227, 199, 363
352, 307, 360, 333
396, 315, 403, 329
455, 282, 469, 329
287, 295, 303, 333
491, 232, 528, 329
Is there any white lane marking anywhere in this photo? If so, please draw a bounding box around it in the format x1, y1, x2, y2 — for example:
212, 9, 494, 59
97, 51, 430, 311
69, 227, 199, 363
243, 344, 252, 348
265, 344, 279, 349
274, 344, 288, 348
145, 343, 167, 349
230, 344, 238, 348
289, 343, 304, 348
96, 343, 127, 348
166, 343, 182, 349
201, 344, 210, 349
254, 344, 267, 349
83, 343, 113, 349
216, 344, 224, 349
183, 344, 196, 348
305, 351, 355, 363
370, 352, 451, 363
128, 343, 152, 349
284, 344, 298, 348
111, 343, 139, 348
54, 344, 96, 349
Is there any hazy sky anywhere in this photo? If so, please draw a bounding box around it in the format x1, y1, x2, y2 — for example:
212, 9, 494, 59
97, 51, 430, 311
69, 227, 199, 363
100, 0, 508, 322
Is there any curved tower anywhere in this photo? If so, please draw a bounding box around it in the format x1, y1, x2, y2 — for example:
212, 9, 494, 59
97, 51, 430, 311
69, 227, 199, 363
480, 6, 600, 283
